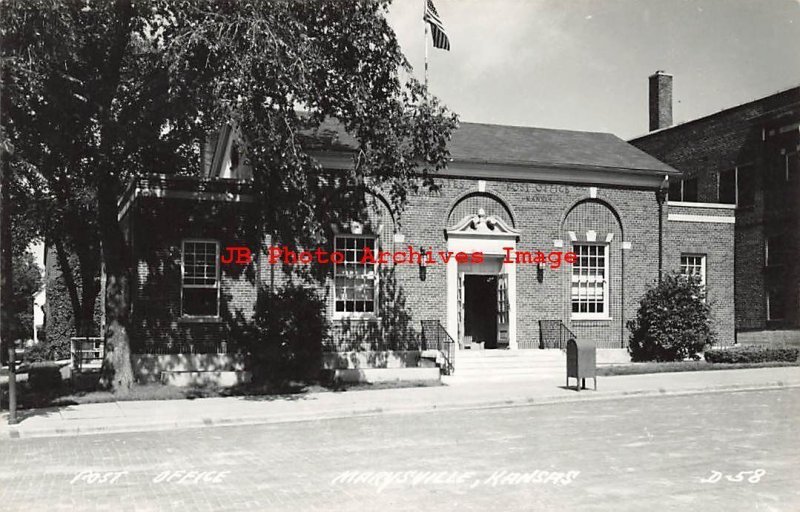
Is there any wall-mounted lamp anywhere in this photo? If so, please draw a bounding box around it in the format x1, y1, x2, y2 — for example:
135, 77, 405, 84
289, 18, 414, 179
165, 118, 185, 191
536, 262, 545, 282
419, 246, 427, 281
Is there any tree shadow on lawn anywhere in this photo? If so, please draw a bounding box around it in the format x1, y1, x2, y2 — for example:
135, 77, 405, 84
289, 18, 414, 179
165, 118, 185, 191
1, 374, 323, 424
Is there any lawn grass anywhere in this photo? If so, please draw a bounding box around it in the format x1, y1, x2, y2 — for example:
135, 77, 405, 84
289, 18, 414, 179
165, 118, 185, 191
2, 374, 443, 410
597, 360, 800, 377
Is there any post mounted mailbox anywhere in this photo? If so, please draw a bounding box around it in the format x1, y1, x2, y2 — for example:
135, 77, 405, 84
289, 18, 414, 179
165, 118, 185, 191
566, 338, 596, 391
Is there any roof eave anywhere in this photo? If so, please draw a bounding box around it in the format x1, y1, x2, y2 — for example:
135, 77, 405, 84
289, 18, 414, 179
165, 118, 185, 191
309, 150, 680, 189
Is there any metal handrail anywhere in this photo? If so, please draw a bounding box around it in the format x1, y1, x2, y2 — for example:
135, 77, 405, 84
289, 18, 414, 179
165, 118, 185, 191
420, 320, 455, 375
560, 322, 577, 351
539, 320, 576, 350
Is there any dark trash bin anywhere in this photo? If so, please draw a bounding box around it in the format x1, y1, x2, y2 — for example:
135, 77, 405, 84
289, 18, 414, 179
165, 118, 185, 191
566, 338, 596, 391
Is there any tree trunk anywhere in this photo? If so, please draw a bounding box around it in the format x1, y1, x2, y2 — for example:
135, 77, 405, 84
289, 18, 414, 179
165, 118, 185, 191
96, 0, 135, 393
0, 148, 13, 367
78, 256, 101, 337
54, 237, 84, 335
97, 186, 133, 392
100, 270, 133, 392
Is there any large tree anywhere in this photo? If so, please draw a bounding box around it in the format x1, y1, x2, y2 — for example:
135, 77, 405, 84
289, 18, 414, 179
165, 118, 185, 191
1, 0, 457, 392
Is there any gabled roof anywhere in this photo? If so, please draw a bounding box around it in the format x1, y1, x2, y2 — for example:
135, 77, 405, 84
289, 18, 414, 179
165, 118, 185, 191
301, 118, 678, 176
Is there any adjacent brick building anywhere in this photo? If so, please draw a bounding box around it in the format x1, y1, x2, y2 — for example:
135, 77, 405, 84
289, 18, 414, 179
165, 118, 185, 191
631, 73, 800, 334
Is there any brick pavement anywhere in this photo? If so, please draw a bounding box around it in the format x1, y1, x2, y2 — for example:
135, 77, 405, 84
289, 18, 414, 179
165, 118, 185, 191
0, 389, 798, 511
2, 367, 799, 439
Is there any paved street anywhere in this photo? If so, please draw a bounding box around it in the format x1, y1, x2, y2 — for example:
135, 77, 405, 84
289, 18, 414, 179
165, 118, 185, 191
1, 388, 798, 512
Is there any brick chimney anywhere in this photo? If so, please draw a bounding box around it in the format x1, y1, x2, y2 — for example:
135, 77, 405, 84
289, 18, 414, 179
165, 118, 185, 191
648, 71, 673, 131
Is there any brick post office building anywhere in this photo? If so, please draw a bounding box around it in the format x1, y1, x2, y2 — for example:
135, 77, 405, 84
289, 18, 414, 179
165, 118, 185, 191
113, 119, 736, 382
631, 73, 799, 337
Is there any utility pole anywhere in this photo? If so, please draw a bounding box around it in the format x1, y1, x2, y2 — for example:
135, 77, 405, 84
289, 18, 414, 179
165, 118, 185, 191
657, 175, 668, 284
0, 50, 17, 422
1, 137, 16, 424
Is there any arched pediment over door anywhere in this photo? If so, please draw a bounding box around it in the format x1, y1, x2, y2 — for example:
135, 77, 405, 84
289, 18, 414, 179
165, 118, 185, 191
446, 191, 516, 232
446, 208, 521, 240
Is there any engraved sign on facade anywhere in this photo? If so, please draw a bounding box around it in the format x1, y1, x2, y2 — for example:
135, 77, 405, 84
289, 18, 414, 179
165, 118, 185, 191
503, 182, 570, 203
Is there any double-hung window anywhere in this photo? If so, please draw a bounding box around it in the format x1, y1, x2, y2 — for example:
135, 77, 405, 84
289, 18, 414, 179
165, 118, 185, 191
181, 240, 220, 317
333, 236, 377, 317
680, 254, 706, 287
571, 244, 609, 318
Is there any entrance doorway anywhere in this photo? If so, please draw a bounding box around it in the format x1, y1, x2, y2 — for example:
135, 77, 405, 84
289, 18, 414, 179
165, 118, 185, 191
464, 275, 497, 348
446, 211, 519, 349
459, 274, 509, 348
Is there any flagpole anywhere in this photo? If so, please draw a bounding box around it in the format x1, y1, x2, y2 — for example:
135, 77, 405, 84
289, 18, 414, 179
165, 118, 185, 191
423, 0, 428, 89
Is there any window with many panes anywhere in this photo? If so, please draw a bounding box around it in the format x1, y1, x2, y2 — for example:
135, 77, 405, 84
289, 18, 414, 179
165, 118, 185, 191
334, 236, 377, 316
181, 240, 220, 317
680, 254, 706, 287
571, 244, 609, 318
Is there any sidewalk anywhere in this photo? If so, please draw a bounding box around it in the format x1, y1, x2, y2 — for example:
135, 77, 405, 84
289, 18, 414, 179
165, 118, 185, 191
1, 367, 799, 439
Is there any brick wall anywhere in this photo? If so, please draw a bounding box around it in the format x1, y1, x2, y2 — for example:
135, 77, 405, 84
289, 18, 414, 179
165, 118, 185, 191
367, 178, 664, 349
631, 86, 800, 330
130, 195, 260, 351
665, 205, 736, 344
240, 178, 660, 350
129, 175, 737, 354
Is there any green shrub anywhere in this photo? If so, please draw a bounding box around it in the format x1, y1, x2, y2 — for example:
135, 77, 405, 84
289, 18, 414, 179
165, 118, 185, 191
27, 362, 64, 393
704, 345, 799, 363
627, 273, 716, 362
242, 285, 328, 384
24, 337, 71, 362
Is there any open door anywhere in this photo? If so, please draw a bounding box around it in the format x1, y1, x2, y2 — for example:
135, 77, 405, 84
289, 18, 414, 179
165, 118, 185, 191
457, 272, 465, 348
497, 273, 509, 348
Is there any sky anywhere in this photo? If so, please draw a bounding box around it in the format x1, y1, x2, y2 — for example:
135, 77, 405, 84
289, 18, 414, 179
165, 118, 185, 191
387, 0, 800, 139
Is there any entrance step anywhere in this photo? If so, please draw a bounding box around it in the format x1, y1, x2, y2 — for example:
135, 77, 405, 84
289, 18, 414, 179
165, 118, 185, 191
447, 349, 566, 383
443, 348, 631, 383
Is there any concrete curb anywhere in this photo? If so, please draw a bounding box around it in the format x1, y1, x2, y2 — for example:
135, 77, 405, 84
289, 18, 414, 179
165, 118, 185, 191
2, 380, 798, 440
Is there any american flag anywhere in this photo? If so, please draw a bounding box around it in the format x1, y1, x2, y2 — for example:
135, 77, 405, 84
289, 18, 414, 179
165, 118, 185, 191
424, 0, 450, 51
